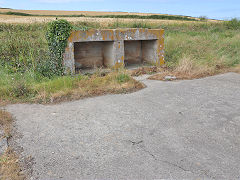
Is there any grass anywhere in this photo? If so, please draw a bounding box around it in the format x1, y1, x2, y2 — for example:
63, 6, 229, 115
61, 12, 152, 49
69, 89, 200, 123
0, 68, 144, 104
0, 110, 25, 180
34, 71, 144, 103
148, 20, 240, 80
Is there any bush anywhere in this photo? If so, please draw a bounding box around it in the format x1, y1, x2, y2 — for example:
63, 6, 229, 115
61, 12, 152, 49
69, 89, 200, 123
199, 16, 208, 21
46, 19, 73, 76
224, 18, 240, 30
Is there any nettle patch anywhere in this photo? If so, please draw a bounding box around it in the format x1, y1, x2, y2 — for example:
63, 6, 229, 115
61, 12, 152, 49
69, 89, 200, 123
45, 19, 73, 76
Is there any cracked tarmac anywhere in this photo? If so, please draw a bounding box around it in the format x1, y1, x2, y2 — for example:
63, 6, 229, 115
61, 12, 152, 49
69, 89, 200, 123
6, 73, 240, 180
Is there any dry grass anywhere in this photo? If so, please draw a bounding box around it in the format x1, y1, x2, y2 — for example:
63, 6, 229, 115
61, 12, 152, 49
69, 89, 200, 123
232, 65, 240, 74
33, 72, 145, 104
0, 110, 13, 138
148, 56, 225, 81
130, 66, 162, 76
0, 148, 25, 180
0, 110, 25, 180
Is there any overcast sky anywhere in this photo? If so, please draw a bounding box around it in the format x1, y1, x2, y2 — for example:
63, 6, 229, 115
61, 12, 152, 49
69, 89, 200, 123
0, 0, 239, 20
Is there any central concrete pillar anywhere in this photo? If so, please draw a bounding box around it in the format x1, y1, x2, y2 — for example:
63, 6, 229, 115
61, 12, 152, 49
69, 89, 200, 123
113, 40, 124, 69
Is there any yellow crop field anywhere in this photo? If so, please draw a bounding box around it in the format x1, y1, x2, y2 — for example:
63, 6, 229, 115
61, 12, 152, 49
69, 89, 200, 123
0, 15, 205, 24
0, 8, 174, 16
0, 8, 215, 24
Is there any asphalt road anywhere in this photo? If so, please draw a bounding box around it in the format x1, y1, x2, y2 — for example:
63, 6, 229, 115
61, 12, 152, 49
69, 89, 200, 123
6, 73, 240, 180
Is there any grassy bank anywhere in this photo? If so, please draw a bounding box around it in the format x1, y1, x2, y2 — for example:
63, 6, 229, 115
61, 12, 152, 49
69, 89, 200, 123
0, 68, 143, 104
0, 19, 240, 103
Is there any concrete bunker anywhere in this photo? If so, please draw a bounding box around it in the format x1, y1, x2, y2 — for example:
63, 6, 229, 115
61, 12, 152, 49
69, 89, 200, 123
63, 29, 164, 74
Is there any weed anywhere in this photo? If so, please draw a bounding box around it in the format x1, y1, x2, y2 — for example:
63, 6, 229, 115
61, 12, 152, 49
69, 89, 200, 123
116, 74, 130, 83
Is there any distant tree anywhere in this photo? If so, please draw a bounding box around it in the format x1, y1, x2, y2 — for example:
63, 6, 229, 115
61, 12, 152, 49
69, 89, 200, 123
199, 16, 208, 21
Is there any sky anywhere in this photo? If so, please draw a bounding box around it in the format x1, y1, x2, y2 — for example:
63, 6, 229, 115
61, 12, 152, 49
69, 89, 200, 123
0, 0, 239, 20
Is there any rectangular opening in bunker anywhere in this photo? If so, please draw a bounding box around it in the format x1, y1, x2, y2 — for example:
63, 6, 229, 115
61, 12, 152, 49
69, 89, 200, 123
74, 41, 114, 70
124, 40, 157, 67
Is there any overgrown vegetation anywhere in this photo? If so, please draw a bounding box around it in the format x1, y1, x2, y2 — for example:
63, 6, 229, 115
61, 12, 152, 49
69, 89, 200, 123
45, 19, 72, 76
162, 19, 240, 79
0, 18, 240, 103
224, 18, 240, 30
0, 67, 143, 104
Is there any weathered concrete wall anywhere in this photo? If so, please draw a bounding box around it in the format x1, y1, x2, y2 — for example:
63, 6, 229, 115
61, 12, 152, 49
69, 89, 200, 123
124, 40, 142, 65
74, 41, 115, 69
74, 42, 104, 69
63, 28, 164, 74
142, 40, 158, 63
103, 41, 114, 67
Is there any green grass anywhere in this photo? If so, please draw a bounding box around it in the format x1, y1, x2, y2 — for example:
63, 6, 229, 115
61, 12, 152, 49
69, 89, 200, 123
0, 11, 85, 17
0, 19, 240, 103
164, 22, 240, 69
0, 66, 142, 103
116, 74, 130, 83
